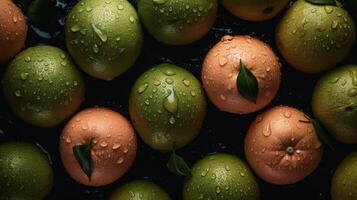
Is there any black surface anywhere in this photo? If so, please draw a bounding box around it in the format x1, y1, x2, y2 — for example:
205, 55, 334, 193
1, 0, 357, 199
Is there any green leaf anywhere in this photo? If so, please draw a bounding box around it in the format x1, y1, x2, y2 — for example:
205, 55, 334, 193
300, 116, 336, 153
236, 60, 259, 103
166, 150, 191, 177
73, 144, 93, 181
306, 0, 342, 7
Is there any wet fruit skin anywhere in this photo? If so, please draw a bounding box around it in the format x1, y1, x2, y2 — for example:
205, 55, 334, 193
183, 153, 260, 200
66, 0, 143, 80
3, 45, 85, 127
276, 0, 356, 74
222, 0, 289, 21
109, 180, 172, 200
0, 0, 27, 64
60, 107, 137, 186
202, 35, 281, 114
0, 142, 54, 200
331, 152, 357, 200
312, 65, 357, 144
245, 106, 323, 185
129, 63, 206, 152
138, 0, 217, 45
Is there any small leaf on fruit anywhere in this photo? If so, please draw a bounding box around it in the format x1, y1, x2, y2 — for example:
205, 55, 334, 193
73, 144, 92, 181
167, 150, 191, 177
237, 60, 259, 104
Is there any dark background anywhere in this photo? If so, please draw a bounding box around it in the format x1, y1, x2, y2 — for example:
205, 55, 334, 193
1, 0, 357, 199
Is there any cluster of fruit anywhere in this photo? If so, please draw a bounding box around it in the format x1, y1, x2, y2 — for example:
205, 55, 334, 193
0, 0, 357, 199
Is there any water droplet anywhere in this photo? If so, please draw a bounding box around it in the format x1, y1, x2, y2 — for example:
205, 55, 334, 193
137, 83, 148, 94
119, 48, 126, 54
163, 89, 178, 114
123, 148, 128, 153
153, 0, 168, 4
164, 69, 176, 76
201, 168, 209, 177
315, 143, 323, 149
183, 79, 190, 87
283, 111, 291, 118
256, 115, 263, 123
13, 15, 18, 23
24, 56, 31, 62
117, 157, 124, 164
307, 127, 313, 134
263, 123, 272, 137
93, 44, 99, 54
81, 125, 88, 130
332, 20, 339, 29
166, 78, 173, 84
329, 76, 341, 84
66, 137, 71, 143
190, 91, 197, 97
117, 5, 124, 10
15, 90, 21, 97
61, 61, 67, 66
220, 94, 227, 101
92, 24, 108, 42
154, 80, 161, 86
80, 29, 87, 35
100, 142, 108, 148
71, 25, 81, 33
216, 186, 221, 194
225, 165, 231, 171
324, 6, 334, 14
219, 56, 228, 66
20, 73, 29, 80
129, 16, 135, 23
221, 35, 233, 42
349, 70, 357, 86
348, 88, 357, 97
240, 172, 245, 177
169, 116, 176, 124
112, 143, 121, 150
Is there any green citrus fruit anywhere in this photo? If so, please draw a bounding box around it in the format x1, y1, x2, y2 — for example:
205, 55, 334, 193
0, 142, 53, 200
66, 0, 143, 80
276, 0, 356, 74
3, 45, 85, 127
183, 153, 260, 200
312, 65, 357, 143
110, 180, 171, 200
138, 0, 217, 45
222, 0, 289, 21
331, 152, 357, 200
129, 63, 206, 152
